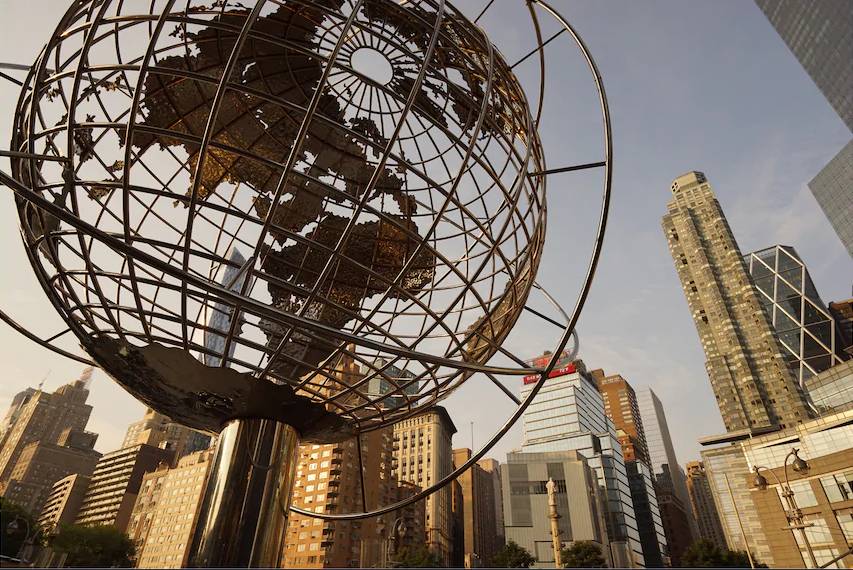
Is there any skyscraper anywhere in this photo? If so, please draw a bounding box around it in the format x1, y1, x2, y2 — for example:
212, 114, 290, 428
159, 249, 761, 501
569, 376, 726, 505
75, 443, 174, 531
807, 141, 853, 257
662, 171, 812, 432
829, 298, 853, 356
38, 473, 91, 531
753, 1, 853, 255
204, 246, 248, 367
451, 448, 501, 567
476, 458, 506, 549
592, 373, 667, 567
123, 408, 211, 463
637, 388, 697, 566
391, 407, 456, 565
0, 374, 95, 485
744, 245, 847, 390
283, 429, 396, 568
129, 450, 213, 569
0, 388, 36, 437
684, 461, 727, 550
754, 0, 852, 131
592, 371, 649, 464
519, 354, 644, 567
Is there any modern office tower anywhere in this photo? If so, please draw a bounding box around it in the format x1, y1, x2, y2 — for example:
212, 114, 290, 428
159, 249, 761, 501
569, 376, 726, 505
75, 443, 174, 531
701, 408, 853, 567
754, 0, 852, 131
591, 373, 667, 567
358, 358, 420, 410
829, 298, 853, 356
283, 429, 396, 568
450, 449, 501, 567
130, 450, 213, 569
806, 360, 853, 414
744, 245, 847, 387
662, 171, 812, 432
808, 141, 853, 257
501, 449, 610, 568
391, 406, 456, 565
0, 388, 36, 437
591, 371, 649, 464
477, 458, 506, 548
38, 474, 91, 531
0, 372, 95, 485
684, 461, 727, 550
0, 435, 100, 515
204, 246, 247, 367
637, 388, 696, 566
626, 462, 669, 568
123, 408, 211, 463
519, 355, 644, 567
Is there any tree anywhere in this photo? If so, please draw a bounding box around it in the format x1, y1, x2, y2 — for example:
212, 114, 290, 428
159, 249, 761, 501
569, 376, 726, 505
394, 545, 443, 568
49, 524, 136, 568
560, 541, 606, 568
490, 540, 536, 568
0, 497, 42, 559
682, 540, 767, 568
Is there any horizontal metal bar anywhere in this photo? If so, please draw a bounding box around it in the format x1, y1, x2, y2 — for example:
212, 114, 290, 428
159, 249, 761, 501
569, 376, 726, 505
529, 161, 606, 177
0, 150, 71, 163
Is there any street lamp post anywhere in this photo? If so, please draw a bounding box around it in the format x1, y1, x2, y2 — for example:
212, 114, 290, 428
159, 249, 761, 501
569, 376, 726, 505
752, 447, 818, 568
6, 515, 37, 564
377, 516, 406, 568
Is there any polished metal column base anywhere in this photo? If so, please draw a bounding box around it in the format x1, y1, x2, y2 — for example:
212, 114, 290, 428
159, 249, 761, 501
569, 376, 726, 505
188, 419, 300, 567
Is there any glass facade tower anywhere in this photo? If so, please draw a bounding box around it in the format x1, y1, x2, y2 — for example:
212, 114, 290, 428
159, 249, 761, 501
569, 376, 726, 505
744, 245, 847, 393
519, 356, 645, 567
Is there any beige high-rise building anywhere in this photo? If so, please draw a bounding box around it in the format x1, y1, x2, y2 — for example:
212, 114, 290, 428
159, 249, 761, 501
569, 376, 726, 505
0, 373, 95, 485
392, 406, 456, 565
75, 443, 174, 531
38, 473, 91, 531
0, 438, 100, 515
128, 450, 213, 568
283, 429, 396, 568
476, 458, 505, 547
123, 408, 210, 464
451, 449, 501, 567
684, 461, 726, 549
662, 171, 812, 432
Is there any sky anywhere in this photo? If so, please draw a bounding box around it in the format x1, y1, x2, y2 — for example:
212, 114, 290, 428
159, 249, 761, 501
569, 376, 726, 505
0, 0, 850, 481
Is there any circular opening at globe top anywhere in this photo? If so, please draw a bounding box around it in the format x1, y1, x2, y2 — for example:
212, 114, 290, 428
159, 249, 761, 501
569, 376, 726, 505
350, 47, 394, 86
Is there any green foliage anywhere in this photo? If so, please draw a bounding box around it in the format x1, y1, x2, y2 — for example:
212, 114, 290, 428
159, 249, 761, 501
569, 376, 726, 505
682, 540, 767, 568
394, 545, 443, 568
49, 524, 136, 568
490, 540, 536, 568
0, 497, 42, 559
560, 540, 607, 568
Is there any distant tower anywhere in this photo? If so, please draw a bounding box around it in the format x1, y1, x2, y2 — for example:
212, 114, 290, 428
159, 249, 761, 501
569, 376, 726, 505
685, 461, 727, 550
662, 172, 812, 432
204, 247, 248, 367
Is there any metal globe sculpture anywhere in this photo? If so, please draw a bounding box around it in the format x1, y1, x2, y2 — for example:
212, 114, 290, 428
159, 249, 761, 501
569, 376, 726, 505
1, 0, 610, 563
8, 0, 548, 440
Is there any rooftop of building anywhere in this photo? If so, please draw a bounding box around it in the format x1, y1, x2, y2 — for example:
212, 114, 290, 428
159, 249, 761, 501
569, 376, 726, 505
670, 171, 707, 192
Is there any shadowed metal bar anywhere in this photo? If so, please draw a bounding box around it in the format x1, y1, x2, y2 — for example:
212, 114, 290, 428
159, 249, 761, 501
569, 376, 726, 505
510, 28, 565, 69
529, 160, 606, 177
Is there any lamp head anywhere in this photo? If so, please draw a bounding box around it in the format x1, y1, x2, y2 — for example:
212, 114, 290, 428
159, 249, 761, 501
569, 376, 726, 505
791, 449, 809, 473
753, 468, 768, 491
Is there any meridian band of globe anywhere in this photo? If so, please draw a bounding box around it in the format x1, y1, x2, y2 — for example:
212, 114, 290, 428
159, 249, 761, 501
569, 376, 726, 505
0, 0, 611, 521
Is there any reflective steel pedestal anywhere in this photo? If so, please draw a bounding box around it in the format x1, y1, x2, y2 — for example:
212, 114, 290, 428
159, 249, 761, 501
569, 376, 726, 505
188, 419, 299, 567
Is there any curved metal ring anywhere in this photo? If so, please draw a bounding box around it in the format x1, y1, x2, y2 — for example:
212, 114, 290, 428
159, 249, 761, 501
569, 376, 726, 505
289, 0, 613, 521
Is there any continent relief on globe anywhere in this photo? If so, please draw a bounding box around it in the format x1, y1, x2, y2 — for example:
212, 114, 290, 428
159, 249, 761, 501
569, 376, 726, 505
125, 1, 524, 380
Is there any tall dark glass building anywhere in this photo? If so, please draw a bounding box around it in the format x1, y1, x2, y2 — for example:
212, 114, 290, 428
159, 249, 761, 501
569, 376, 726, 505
754, 0, 852, 131
754, 1, 853, 256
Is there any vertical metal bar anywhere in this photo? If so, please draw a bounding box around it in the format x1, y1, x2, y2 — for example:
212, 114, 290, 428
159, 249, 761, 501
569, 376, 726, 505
188, 419, 299, 567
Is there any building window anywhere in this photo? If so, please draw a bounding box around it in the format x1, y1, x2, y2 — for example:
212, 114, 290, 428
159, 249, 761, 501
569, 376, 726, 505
820, 471, 853, 503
